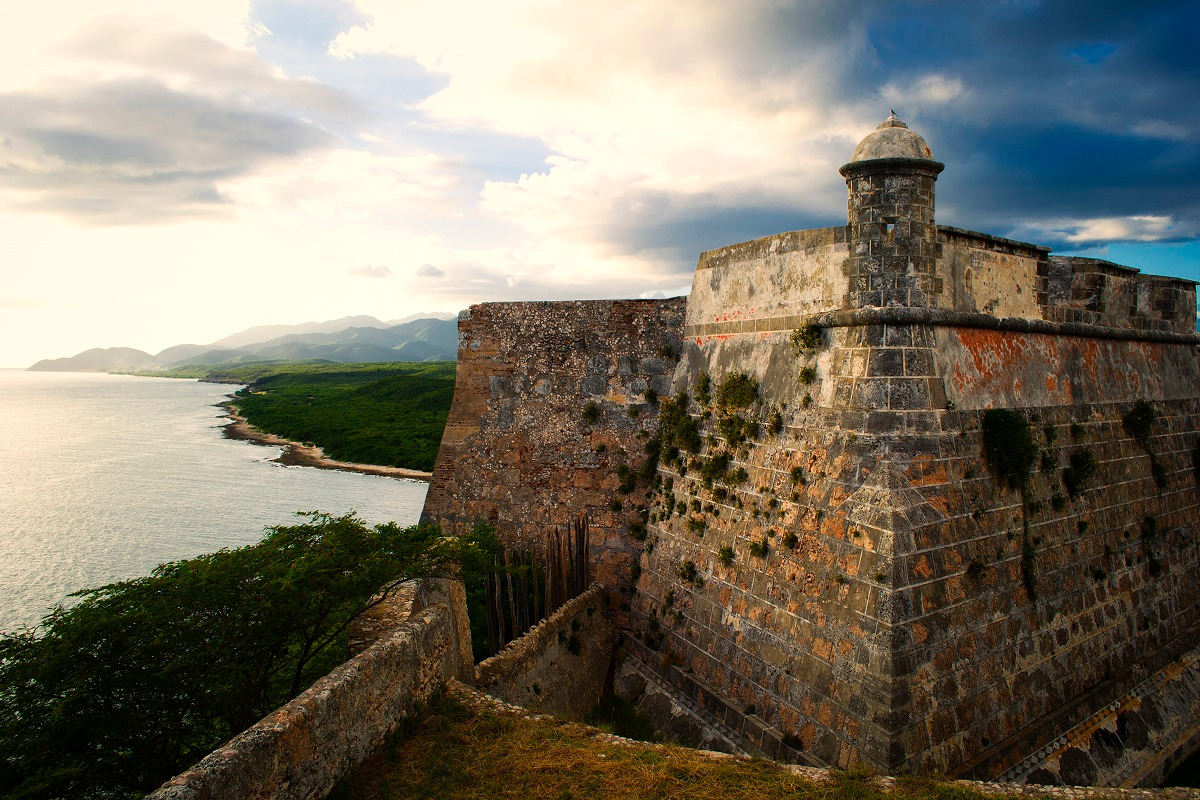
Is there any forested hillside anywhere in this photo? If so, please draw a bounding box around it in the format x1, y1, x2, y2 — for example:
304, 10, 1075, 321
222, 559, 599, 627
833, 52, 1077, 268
227, 362, 456, 472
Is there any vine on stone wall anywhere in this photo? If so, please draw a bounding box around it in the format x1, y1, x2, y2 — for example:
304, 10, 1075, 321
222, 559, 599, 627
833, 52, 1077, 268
1124, 401, 1167, 491
982, 409, 1039, 602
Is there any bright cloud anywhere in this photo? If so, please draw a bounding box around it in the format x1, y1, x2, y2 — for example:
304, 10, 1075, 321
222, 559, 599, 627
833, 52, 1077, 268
1015, 215, 1199, 246
332, 0, 874, 256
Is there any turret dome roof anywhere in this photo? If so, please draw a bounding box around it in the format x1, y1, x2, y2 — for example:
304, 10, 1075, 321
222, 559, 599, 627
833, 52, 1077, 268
849, 112, 936, 162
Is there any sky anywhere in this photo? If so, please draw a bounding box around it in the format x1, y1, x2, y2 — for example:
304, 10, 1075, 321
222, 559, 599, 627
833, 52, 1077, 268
2, 0, 1198, 367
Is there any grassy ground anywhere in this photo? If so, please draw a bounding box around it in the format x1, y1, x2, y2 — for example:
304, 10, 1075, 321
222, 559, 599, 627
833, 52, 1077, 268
329, 691, 1023, 800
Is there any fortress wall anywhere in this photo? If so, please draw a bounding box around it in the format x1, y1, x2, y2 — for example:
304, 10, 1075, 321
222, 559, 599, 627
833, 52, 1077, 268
1043, 258, 1197, 335
422, 298, 686, 593
939, 227, 1048, 319
148, 580, 472, 800
625, 315, 1200, 777
686, 227, 850, 331
883, 329, 1200, 777
940, 328, 1200, 409
629, 329, 905, 770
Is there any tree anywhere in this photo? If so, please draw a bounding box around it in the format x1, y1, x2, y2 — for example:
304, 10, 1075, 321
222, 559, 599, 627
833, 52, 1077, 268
0, 512, 499, 800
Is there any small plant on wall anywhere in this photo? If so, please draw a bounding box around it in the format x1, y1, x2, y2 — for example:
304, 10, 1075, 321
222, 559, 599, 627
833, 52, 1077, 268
789, 322, 823, 352
1061, 449, 1097, 498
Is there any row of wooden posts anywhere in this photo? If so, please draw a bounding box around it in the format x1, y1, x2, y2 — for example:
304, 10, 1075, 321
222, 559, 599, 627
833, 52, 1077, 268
481, 515, 590, 658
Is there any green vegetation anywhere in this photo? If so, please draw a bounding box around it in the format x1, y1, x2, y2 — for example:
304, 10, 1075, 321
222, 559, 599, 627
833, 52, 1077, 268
657, 392, 702, 463
583, 401, 602, 425
981, 409, 1036, 492
1062, 450, 1097, 498
696, 372, 712, 406
716, 372, 759, 409
965, 559, 987, 582
789, 322, 824, 351
0, 513, 497, 800
981, 409, 1039, 601
225, 362, 456, 472
1123, 401, 1156, 445
333, 692, 1024, 800
718, 412, 758, 446
1123, 401, 1167, 489
718, 545, 735, 566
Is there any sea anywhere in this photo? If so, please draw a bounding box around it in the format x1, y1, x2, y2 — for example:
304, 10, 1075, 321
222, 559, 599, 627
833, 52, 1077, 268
0, 369, 429, 633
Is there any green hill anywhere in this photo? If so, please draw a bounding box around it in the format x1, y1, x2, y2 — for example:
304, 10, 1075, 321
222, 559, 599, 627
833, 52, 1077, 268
226, 362, 457, 472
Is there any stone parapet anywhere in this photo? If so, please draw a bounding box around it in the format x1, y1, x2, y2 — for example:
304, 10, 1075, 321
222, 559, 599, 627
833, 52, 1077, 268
147, 580, 470, 800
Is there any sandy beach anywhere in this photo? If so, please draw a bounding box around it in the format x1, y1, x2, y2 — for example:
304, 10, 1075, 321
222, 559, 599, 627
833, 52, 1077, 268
219, 402, 432, 482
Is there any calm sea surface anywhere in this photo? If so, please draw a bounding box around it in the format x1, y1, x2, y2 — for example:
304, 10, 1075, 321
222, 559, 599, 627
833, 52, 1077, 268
0, 370, 428, 632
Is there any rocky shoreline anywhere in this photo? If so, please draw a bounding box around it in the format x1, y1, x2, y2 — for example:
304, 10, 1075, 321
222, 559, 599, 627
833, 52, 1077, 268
219, 402, 432, 482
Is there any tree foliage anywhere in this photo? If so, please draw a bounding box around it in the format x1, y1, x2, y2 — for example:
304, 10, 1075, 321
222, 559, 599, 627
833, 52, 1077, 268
0, 513, 498, 800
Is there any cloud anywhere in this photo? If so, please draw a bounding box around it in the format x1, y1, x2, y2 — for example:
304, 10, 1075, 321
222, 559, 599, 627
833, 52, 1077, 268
882, 74, 966, 108
1011, 215, 1200, 247
350, 264, 392, 278
0, 77, 335, 222
332, 0, 880, 262
415, 263, 444, 277
58, 14, 358, 119
0, 15, 358, 223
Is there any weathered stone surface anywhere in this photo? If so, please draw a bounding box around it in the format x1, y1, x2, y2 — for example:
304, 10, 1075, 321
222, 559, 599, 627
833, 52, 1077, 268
475, 583, 616, 720
423, 299, 686, 599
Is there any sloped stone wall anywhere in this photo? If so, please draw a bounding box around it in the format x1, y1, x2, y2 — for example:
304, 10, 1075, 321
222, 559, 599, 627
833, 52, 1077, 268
625, 317, 1200, 777
422, 299, 686, 594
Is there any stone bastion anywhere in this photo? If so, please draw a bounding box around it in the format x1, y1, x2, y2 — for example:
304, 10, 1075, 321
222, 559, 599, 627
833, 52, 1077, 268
421, 114, 1200, 787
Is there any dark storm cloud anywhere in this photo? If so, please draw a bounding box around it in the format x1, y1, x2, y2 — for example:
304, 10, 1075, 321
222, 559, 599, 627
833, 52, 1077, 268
0, 78, 335, 223
839, 0, 1199, 244
610, 0, 1200, 255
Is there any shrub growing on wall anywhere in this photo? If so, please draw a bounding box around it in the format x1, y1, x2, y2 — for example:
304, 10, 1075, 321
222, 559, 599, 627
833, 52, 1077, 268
982, 409, 1036, 492
716, 372, 759, 409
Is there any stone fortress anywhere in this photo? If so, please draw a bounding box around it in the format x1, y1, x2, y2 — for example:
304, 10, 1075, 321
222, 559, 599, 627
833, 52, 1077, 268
421, 114, 1200, 787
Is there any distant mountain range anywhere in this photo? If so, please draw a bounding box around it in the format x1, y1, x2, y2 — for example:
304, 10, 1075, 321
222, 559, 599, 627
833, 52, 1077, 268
29, 312, 460, 372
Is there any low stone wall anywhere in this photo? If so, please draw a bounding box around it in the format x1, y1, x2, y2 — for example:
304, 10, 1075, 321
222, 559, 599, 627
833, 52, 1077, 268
147, 580, 472, 800
474, 582, 616, 720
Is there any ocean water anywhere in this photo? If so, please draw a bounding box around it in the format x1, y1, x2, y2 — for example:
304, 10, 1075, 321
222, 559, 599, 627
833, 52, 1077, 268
0, 370, 429, 632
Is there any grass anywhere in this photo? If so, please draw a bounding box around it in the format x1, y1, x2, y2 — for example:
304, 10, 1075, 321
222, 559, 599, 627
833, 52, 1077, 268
330, 692, 1025, 800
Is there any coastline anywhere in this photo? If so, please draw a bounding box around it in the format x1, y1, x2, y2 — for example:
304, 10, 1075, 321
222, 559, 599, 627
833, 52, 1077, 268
219, 402, 432, 482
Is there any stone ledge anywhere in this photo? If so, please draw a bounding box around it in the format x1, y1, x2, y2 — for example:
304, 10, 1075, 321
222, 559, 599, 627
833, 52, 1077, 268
684, 306, 1200, 344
